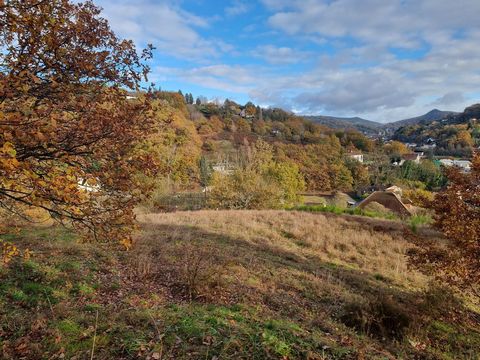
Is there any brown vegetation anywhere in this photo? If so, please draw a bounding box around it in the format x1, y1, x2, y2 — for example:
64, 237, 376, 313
2, 210, 480, 358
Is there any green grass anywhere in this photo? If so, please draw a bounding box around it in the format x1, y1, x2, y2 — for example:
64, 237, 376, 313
155, 304, 349, 358
407, 214, 434, 233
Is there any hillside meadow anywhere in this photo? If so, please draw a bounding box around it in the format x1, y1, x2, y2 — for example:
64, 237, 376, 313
1, 210, 479, 359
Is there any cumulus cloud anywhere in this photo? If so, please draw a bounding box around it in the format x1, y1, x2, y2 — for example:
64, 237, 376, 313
250, 0, 480, 118
262, 0, 480, 47
95, 0, 480, 121
153, 64, 269, 94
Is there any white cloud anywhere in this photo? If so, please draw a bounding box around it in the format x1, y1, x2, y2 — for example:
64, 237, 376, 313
225, 1, 250, 16
262, 0, 480, 47
431, 92, 466, 106
153, 64, 268, 94
94, 0, 480, 121
250, 0, 480, 119
96, 0, 228, 60
253, 45, 310, 64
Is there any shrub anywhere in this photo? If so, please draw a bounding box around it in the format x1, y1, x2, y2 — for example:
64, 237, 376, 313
173, 242, 226, 300
209, 170, 284, 209
403, 188, 434, 207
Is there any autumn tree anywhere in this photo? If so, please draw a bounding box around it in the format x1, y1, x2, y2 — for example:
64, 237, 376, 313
384, 141, 410, 156
410, 152, 480, 292
136, 96, 202, 190
209, 140, 305, 209
0, 0, 155, 244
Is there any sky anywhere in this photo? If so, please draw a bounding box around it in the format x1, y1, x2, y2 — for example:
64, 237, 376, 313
95, 0, 480, 123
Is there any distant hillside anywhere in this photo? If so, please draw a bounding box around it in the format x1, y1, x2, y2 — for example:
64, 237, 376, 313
392, 103, 480, 157
304, 110, 458, 136
304, 115, 381, 135
384, 109, 458, 130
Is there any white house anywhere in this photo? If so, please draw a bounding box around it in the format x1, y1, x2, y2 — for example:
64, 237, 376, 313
212, 162, 234, 175
349, 153, 364, 163
439, 159, 472, 172
400, 153, 422, 165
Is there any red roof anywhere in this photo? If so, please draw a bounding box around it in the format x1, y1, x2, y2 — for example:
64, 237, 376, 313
402, 153, 420, 160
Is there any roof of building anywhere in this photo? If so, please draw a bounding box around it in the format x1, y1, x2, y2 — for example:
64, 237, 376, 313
402, 153, 420, 161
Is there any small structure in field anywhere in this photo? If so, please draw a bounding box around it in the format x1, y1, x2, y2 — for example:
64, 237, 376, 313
356, 187, 413, 217
301, 191, 356, 208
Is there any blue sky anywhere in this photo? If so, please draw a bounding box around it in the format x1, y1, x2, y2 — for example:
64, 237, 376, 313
96, 0, 480, 123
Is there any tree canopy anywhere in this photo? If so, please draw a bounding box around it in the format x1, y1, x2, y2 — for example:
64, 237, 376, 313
0, 0, 155, 244
411, 152, 480, 291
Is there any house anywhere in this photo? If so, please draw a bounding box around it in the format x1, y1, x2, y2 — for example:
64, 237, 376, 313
393, 153, 422, 166
439, 159, 472, 172
401, 153, 422, 164
419, 143, 437, 150
348, 152, 364, 163
239, 109, 254, 119
212, 162, 234, 175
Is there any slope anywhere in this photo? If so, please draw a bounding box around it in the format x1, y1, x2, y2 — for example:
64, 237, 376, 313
1, 210, 479, 359
384, 109, 458, 130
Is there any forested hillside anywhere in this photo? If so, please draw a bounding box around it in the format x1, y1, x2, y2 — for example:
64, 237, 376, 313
393, 104, 480, 156
146, 91, 376, 195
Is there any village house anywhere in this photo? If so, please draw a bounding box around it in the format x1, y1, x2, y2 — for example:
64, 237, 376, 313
212, 162, 234, 175
393, 152, 423, 166
402, 152, 422, 164
347, 152, 364, 163
438, 159, 472, 172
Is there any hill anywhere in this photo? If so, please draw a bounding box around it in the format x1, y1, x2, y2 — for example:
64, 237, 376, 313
1, 210, 479, 359
384, 109, 458, 131
303, 110, 458, 137
304, 115, 381, 135
392, 103, 480, 156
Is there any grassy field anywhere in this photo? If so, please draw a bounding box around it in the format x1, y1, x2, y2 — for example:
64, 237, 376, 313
1, 210, 479, 359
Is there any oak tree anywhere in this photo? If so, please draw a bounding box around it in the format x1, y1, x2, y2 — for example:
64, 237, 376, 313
0, 0, 155, 245
410, 152, 480, 291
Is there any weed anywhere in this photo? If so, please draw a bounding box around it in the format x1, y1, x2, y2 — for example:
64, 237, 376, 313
407, 214, 433, 233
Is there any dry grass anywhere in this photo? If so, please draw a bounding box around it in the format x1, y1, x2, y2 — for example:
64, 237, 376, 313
2, 210, 479, 359
138, 210, 425, 289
